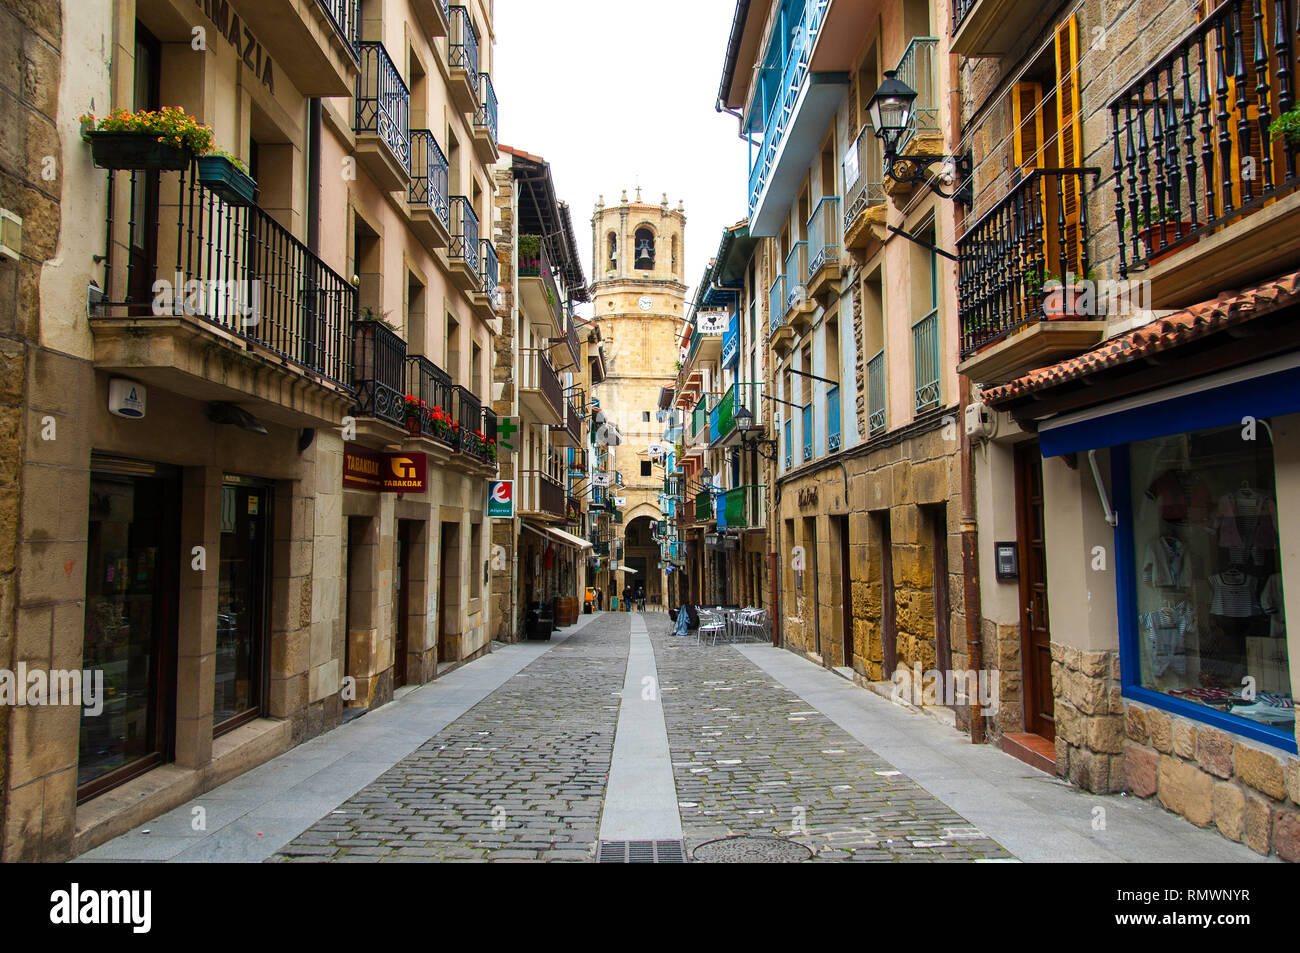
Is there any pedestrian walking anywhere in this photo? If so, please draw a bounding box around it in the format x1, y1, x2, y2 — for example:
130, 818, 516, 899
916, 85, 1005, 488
595, 589, 603, 611
636, 584, 646, 611
623, 584, 632, 611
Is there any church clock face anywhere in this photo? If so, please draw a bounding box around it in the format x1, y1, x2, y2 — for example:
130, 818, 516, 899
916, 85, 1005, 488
638, 295, 653, 311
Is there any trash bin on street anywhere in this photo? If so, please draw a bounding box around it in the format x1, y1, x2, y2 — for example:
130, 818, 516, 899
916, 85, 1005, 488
525, 600, 553, 640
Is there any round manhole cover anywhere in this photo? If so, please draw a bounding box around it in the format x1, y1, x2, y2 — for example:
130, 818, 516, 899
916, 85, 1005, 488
692, 836, 812, 863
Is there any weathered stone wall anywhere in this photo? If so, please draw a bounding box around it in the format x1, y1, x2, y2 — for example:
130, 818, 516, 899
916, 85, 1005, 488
776, 414, 963, 693
1052, 643, 1125, 792
0, 0, 62, 861
1124, 704, 1300, 861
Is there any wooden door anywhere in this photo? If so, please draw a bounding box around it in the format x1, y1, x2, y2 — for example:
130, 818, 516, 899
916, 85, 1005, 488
394, 521, 410, 687
837, 516, 852, 667
879, 512, 897, 675
1015, 440, 1054, 740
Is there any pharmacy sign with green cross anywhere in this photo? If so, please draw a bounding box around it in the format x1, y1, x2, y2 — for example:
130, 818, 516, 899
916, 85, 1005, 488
496, 416, 520, 453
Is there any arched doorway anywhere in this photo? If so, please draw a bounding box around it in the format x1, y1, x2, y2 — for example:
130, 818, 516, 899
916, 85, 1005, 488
623, 514, 663, 607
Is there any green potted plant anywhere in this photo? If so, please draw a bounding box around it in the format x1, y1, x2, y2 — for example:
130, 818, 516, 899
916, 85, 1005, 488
80, 106, 213, 171
1269, 105, 1300, 151
196, 149, 257, 206
403, 395, 427, 435
1043, 267, 1099, 319
1133, 204, 1193, 263
518, 234, 542, 275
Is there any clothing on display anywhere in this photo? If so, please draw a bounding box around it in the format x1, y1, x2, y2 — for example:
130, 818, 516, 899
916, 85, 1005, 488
1145, 469, 1212, 522
1208, 570, 1261, 618
1261, 573, 1286, 638
1141, 602, 1194, 676
1141, 535, 1191, 589
1128, 425, 1291, 737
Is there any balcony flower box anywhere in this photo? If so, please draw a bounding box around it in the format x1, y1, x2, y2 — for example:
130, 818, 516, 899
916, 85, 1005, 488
80, 107, 213, 171
86, 131, 193, 171
196, 155, 257, 207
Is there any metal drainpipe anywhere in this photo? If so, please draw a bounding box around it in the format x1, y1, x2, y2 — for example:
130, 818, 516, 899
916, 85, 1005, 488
959, 374, 986, 744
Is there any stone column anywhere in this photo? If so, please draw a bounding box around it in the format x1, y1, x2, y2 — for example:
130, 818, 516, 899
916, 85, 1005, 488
175, 466, 221, 767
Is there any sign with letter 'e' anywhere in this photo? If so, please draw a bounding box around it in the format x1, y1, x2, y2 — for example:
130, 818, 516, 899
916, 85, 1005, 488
343, 444, 427, 493
488, 480, 514, 518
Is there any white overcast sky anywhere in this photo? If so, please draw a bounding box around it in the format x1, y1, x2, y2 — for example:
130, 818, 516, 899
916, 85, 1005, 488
493, 0, 750, 313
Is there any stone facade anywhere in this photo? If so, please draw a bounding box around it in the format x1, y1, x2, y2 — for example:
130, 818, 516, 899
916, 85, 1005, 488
1123, 701, 1300, 861
775, 415, 963, 689
0, 0, 63, 860
589, 193, 687, 603
1051, 643, 1125, 793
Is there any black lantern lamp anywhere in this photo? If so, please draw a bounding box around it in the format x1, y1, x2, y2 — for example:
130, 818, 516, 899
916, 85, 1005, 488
867, 69, 971, 205
732, 404, 779, 461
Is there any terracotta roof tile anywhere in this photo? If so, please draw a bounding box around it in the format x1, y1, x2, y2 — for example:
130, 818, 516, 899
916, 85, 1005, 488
982, 269, 1300, 406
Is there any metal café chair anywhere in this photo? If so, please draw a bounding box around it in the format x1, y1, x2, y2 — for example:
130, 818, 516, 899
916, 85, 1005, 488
698, 608, 726, 646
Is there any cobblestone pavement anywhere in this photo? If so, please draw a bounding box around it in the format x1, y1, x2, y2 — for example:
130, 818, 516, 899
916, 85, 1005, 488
274, 614, 629, 863
275, 612, 1011, 862
650, 627, 1011, 861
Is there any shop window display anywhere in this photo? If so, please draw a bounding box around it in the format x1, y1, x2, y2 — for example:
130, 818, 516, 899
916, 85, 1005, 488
1128, 424, 1293, 737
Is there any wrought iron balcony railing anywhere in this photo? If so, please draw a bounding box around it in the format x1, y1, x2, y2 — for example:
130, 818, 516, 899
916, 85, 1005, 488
768, 274, 786, 336
802, 403, 814, 462
521, 348, 563, 419
318, 0, 359, 52
554, 314, 580, 370
404, 353, 455, 447
480, 239, 499, 298
355, 41, 410, 173
827, 385, 841, 451
808, 196, 841, 276
1109, 0, 1300, 277
518, 236, 563, 327
913, 309, 940, 413
957, 167, 1099, 358
896, 37, 940, 152
454, 384, 489, 458
475, 72, 498, 145
867, 350, 886, 436
746, 0, 832, 216
450, 195, 480, 280
409, 129, 449, 226
784, 241, 807, 313
952, 0, 977, 33
95, 166, 354, 388
449, 5, 479, 75
353, 318, 407, 426
843, 124, 885, 231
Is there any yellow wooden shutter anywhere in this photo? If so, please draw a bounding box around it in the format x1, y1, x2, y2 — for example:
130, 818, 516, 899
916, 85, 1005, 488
1054, 14, 1084, 276
1011, 82, 1045, 174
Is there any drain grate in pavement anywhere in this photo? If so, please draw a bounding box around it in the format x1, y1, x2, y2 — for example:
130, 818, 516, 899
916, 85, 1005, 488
692, 836, 813, 863
598, 840, 687, 863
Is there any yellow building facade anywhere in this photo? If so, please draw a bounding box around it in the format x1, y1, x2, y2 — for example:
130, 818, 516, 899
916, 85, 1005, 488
589, 191, 687, 606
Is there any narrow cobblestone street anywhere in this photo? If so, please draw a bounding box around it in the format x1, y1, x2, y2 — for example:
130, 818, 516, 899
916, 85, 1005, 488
77, 611, 1264, 864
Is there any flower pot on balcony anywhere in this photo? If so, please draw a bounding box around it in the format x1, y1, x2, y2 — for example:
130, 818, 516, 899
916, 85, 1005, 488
1139, 222, 1194, 265
87, 131, 193, 171
196, 155, 258, 207
1043, 281, 1093, 319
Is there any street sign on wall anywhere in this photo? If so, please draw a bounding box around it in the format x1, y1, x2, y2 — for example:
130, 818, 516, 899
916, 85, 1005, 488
488, 480, 514, 518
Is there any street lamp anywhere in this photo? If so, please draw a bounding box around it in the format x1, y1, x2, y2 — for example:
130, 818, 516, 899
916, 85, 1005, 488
866, 69, 970, 204
732, 405, 779, 461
